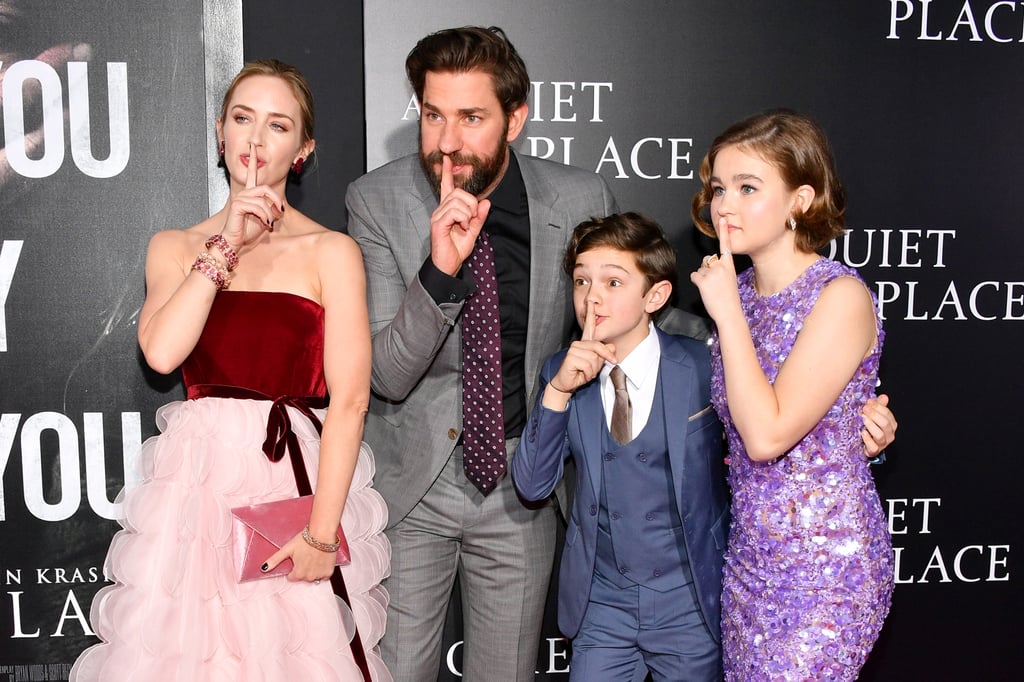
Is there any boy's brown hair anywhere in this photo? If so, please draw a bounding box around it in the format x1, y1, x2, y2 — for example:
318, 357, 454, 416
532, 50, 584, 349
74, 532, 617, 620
564, 212, 677, 304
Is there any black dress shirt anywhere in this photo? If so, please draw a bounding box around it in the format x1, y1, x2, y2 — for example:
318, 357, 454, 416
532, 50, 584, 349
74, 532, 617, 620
418, 153, 531, 439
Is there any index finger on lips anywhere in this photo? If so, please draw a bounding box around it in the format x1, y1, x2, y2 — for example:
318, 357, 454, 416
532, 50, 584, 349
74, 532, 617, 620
246, 143, 257, 189
717, 217, 733, 259
440, 154, 454, 199
582, 300, 596, 341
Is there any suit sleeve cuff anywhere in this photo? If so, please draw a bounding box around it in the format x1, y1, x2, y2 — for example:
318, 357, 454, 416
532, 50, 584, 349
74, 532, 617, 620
418, 257, 474, 305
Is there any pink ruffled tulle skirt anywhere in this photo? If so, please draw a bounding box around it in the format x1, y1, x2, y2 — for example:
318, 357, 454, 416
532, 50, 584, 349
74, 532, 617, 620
70, 398, 392, 681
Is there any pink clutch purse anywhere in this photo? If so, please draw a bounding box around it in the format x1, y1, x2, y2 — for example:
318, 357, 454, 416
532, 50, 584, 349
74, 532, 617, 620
230, 494, 350, 582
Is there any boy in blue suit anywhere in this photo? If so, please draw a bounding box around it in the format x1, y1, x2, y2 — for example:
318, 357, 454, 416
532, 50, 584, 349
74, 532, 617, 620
512, 212, 728, 681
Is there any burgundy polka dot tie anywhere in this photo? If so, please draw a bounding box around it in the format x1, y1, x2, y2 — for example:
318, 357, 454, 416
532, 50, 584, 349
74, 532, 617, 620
461, 229, 506, 494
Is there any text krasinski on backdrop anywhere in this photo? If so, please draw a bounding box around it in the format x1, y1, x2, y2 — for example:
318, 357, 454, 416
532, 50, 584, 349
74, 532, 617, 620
3, 567, 99, 639
0, 412, 142, 521
888, 0, 1024, 42
0, 60, 130, 179
885, 497, 1011, 584
827, 229, 1024, 321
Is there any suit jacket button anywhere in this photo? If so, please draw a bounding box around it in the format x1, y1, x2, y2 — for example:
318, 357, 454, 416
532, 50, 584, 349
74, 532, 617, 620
653, 568, 663, 577
448, 428, 458, 440
638, 453, 648, 462
611, 511, 620, 521
590, 505, 597, 515
645, 512, 655, 521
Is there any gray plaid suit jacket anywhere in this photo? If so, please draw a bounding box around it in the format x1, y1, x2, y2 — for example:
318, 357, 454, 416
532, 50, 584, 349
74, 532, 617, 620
346, 150, 618, 526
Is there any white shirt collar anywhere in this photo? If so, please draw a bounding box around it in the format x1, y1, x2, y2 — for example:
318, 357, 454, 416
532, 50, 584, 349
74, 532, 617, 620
600, 321, 660, 389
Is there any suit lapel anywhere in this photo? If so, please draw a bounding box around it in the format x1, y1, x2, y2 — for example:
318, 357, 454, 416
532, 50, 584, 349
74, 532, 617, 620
520, 154, 573, 403
658, 330, 697, 521
409, 163, 438, 259
572, 379, 604, 502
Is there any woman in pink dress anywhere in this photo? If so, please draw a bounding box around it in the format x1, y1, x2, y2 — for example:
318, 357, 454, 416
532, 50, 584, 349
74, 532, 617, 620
71, 60, 391, 681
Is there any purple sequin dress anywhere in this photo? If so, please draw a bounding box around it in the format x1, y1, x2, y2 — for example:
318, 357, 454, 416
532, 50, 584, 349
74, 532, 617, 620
711, 259, 893, 681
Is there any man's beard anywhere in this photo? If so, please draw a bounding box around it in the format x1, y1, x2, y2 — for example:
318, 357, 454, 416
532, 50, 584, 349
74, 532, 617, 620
420, 140, 508, 198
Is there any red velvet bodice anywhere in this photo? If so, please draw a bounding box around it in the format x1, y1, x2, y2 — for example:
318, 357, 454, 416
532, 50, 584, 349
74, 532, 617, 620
181, 291, 327, 398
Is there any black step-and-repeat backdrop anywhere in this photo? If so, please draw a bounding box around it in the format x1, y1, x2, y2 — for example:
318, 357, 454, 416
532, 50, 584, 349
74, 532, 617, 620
1, 1, 1020, 680
364, 2, 1021, 679
0, 0, 239, 678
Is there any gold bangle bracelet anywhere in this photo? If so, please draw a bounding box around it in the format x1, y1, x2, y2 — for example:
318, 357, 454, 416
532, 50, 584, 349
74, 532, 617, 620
301, 525, 341, 553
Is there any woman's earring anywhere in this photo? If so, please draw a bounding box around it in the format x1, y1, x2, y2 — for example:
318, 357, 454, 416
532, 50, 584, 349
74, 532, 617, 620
788, 216, 797, 231
291, 157, 304, 175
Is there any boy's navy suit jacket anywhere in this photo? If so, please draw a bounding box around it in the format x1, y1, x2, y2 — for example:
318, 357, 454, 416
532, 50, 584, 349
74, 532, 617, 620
512, 327, 730, 640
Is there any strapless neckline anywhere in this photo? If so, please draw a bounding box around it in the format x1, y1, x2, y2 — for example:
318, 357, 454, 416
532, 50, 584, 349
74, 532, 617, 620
217, 289, 323, 309
181, 289, 327, 397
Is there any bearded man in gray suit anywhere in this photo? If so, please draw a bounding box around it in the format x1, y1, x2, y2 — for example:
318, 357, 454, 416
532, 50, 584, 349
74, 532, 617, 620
345, 26, 620, 681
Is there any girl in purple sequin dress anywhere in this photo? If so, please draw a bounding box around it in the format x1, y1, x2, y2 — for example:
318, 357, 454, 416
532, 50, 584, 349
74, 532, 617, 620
690, 111, 893, 680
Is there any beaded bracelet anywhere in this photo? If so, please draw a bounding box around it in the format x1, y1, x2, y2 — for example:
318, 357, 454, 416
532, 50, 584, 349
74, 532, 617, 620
302, 525, 341, 553
204, 234, 239, 271
191, 252, 230, 290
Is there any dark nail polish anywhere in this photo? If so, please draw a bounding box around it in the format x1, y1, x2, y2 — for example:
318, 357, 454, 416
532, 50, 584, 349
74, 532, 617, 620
260, 563, 269, 572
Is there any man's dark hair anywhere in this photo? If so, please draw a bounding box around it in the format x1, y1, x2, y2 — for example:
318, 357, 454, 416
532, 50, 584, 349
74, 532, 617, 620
406, 26, 530, 114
